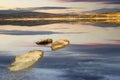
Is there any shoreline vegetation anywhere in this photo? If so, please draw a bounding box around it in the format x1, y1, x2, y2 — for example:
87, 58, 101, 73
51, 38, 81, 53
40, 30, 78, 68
0, 12, 119, 26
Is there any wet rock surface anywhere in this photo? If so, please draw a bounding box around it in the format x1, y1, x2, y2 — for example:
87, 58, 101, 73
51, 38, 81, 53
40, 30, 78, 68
8, 50, 44, 71
35, 38, 53, 45
51, 39, 70, 51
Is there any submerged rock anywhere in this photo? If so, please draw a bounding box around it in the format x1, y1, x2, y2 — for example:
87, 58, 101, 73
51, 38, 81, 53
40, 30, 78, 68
8, 50, 44, 71
51, 39, 70, 51
35, 38, 53, 45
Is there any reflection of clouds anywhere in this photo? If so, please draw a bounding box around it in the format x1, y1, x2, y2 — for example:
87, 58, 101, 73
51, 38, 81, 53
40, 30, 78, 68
108, 40, 120, 44
65, 44, 120, 56
0, 23, 82, 32
88, 23, 120, 28
0, 23, 120, 52
41, 44, 120, 58
0, 51, 11, 56
81, 42, 105, 46
0, 23, 120, 45
0, 30, 83, 35
113, 40, 120, 44
0, 44, 120, 80
38, 44, 120, 80
0, 30, 59, 35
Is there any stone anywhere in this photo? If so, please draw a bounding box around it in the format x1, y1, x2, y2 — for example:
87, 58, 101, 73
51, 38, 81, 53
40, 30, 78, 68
8, 50, 44, 71
35, 38, 53, 45
51, 39, 70, 51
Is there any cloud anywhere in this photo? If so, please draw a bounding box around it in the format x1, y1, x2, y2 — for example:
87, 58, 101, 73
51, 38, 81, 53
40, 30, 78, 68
0, 6, 4, 8
55, 0, 120, 4
84, 8, 120, 14
16, 7, 68, 11
0, 7, 68, 14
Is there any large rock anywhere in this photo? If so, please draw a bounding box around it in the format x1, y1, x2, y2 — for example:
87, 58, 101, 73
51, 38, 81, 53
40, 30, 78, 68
51, 39, 70, 51
8, 50, 44, 71
35, 38, 53, 45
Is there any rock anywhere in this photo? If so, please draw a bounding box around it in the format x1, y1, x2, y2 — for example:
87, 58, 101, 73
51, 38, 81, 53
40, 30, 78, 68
8, 50, 44, 71
51, 39, 70, 51
35, 38, 53, 45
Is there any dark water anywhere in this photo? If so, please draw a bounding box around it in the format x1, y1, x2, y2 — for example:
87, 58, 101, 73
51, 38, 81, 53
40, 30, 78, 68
0, 44, 120, 80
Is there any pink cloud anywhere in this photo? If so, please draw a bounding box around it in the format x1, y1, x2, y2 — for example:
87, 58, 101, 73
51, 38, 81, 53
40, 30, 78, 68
54, 0, 120, 4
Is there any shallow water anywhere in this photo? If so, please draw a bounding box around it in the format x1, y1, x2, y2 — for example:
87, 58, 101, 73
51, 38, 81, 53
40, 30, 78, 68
0, 22, 120, 80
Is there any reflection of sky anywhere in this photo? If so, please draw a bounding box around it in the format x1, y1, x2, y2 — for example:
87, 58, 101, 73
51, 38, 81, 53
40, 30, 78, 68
0, 44, 120, 80
0, 22, 120, 80
0, 23, 120, 64
0, 23, 120, 51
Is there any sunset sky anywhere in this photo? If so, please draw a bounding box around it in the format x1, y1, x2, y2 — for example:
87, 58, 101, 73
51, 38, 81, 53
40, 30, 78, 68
0, 0, 120, 10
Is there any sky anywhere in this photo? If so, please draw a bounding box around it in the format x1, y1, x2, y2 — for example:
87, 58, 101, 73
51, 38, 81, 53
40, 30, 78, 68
0, 0, 120, 10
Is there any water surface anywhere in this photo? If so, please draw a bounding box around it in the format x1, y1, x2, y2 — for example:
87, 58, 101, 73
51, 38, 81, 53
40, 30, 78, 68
0, 22, 120, 80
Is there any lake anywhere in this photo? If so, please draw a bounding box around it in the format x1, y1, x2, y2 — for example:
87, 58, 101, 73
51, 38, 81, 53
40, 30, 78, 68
0, 22, 120, 80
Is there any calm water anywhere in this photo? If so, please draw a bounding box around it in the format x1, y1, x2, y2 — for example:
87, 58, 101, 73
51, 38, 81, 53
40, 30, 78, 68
0, 22, 120, 80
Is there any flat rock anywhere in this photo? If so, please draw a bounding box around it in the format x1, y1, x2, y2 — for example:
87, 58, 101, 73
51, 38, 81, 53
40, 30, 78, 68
8, 50, 44, 71
35, 38, 53, 45
51, 39, 70, 51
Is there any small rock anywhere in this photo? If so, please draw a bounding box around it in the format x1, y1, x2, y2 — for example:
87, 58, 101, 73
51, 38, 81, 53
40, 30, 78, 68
8, 50, 44, 71
35, 38, 53, 45
51, 39, 70, 51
